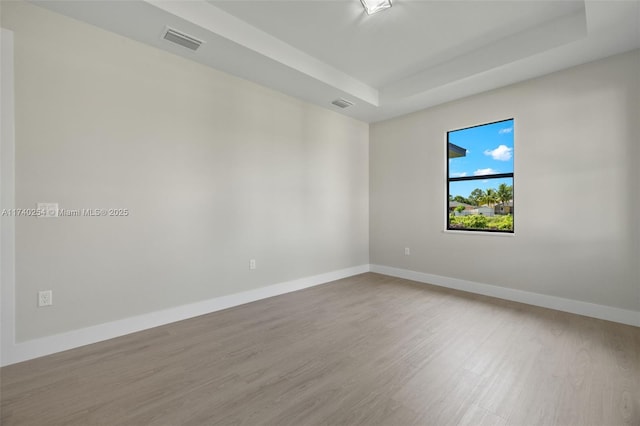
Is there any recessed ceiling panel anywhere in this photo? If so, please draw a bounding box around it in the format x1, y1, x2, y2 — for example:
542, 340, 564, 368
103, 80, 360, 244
210, 0, 586, 87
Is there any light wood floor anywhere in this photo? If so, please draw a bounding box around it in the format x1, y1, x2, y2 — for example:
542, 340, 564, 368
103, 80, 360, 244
1, 273, 639, 425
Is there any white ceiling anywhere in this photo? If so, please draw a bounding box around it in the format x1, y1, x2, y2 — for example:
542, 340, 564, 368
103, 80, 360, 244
33, 0, 640, 123
211, 1, 585, 87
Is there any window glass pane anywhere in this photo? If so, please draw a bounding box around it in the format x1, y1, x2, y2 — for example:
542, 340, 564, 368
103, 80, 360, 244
448, 178, 514, 232
448, 119, 514, 178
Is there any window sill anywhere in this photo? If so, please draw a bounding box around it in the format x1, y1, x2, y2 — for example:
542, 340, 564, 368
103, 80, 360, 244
443, 229, 515, 237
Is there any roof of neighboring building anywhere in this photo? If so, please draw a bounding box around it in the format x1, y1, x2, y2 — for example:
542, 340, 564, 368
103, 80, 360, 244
449, 201, 474, 208
448, 143, 467, 158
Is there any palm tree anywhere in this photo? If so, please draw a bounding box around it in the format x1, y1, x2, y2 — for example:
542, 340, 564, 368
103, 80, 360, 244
482, 188, 498, 207
496, 183, 513, 205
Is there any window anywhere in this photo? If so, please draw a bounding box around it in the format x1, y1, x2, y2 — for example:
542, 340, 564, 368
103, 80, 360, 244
447, 119, 514, 233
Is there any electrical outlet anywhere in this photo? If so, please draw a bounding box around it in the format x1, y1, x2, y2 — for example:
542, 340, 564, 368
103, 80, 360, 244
405, 247, 411, 255
250, 259, 256, 270
38, 290, 53, 307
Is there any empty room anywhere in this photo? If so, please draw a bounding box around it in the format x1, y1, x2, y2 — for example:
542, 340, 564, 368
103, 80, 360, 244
1, 0, 639, 425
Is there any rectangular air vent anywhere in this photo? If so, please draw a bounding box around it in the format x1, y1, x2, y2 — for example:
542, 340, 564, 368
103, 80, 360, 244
163, 28, 203, 51
331, 98, 354, 109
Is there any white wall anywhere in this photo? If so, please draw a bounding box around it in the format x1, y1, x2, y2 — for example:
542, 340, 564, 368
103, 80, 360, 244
371, 49, 640, 313
1, 1, 369, 342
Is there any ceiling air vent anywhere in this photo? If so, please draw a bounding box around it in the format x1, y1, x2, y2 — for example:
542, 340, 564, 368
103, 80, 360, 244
331, 98, 354, 109
163, 28, 203, 51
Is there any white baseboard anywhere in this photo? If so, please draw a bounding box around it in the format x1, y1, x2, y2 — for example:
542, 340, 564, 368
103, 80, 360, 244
4, 263, 637, 366
371, 264, 640, 328
1, 264, 370, 366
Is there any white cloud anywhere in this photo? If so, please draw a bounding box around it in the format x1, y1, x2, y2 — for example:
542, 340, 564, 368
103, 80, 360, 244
451, 172, 467, 177
484, 145, 512, 161
499, 127, 513, 134
474, 168, 498, 176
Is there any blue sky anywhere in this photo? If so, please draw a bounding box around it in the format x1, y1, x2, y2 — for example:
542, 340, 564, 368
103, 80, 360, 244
448, 119, 514, 199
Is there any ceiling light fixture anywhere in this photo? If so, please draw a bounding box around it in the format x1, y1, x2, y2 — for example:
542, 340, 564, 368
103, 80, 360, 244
360, 0, 392, 15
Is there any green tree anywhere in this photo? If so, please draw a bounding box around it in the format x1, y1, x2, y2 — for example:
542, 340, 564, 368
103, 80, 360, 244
455, 205, 465, 214
468, 188, 484, 206
496, 183, 513, 205
453, 195, 470, 204
480, 188, 498, 207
